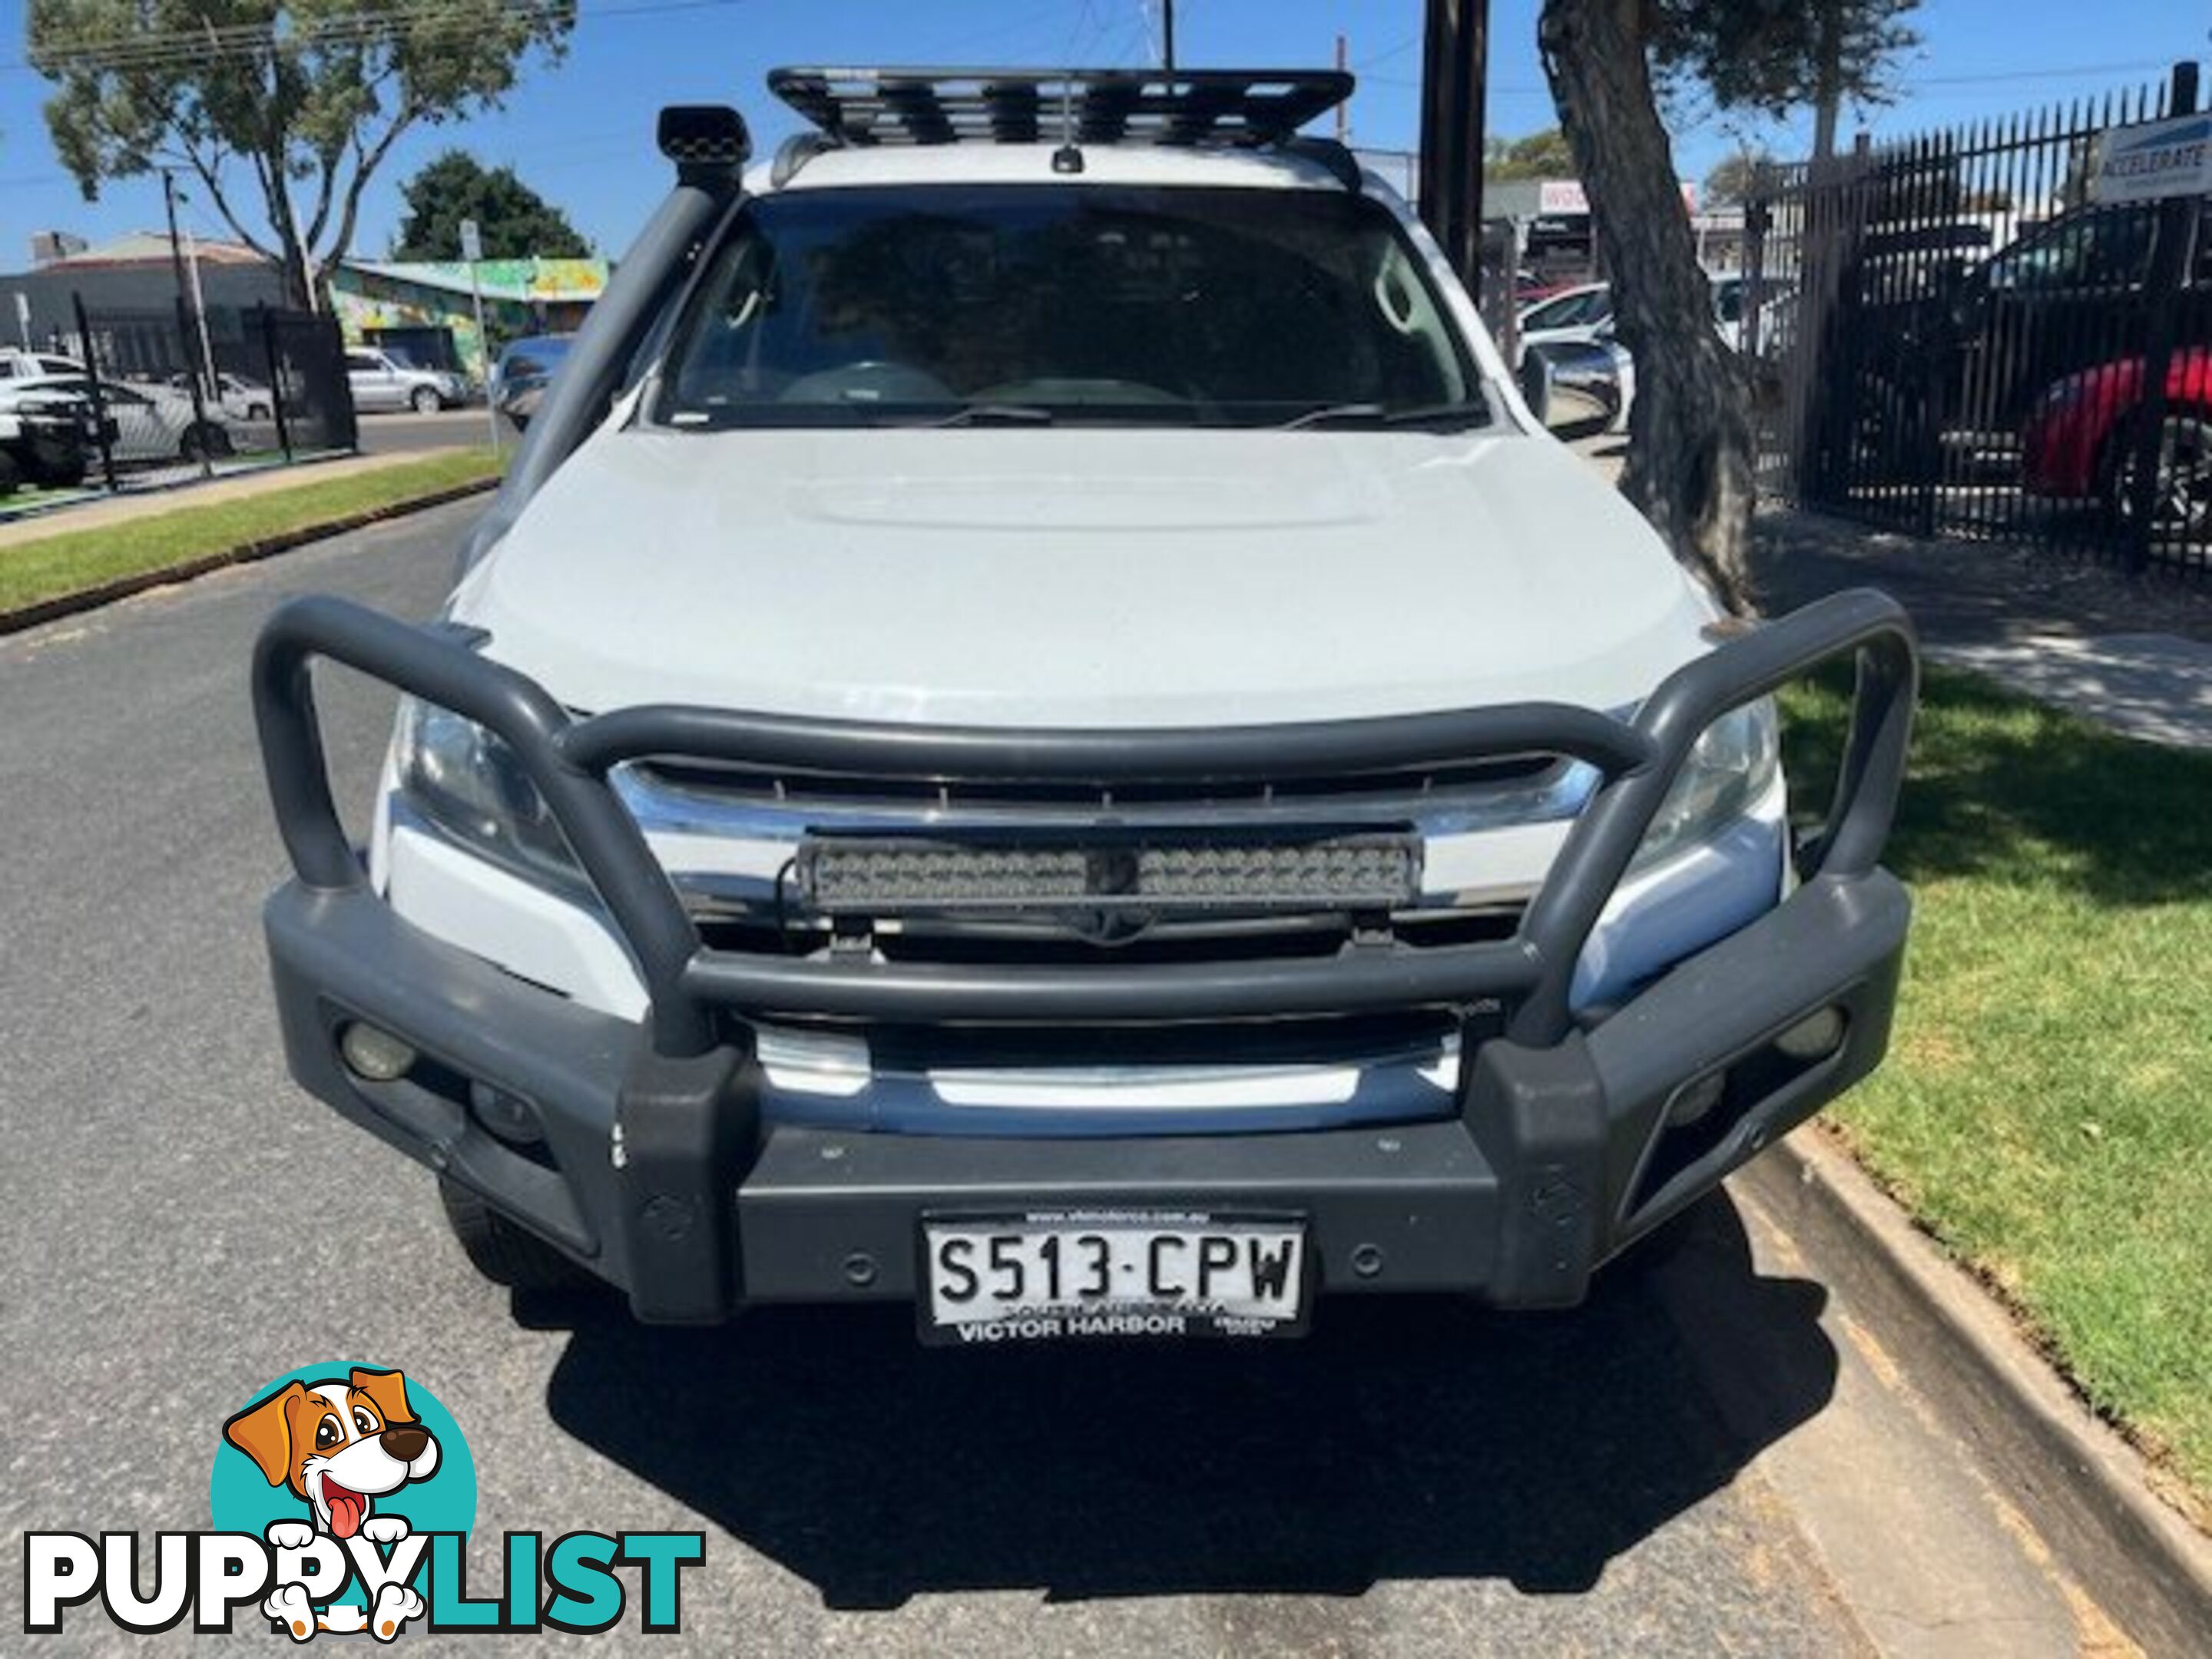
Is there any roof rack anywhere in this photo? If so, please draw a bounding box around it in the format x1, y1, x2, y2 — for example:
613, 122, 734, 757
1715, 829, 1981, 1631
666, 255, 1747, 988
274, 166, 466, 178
767, 67, 1355, 151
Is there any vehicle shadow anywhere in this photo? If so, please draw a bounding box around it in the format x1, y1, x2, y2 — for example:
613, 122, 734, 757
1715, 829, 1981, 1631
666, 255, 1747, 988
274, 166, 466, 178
534, 1191, 1834, 1609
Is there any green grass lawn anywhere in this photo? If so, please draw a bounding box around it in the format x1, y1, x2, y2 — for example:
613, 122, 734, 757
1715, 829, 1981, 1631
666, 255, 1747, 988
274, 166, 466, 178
1783, 666, 2212, 1506
0, 448, 503, 614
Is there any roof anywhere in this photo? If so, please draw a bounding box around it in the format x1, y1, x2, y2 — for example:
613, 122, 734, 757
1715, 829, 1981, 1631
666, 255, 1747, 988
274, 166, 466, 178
338, 257, 609, 303
40, 230, 270, 270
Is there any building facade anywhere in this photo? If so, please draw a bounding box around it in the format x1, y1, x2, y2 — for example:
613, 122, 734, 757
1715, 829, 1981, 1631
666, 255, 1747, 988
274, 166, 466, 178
4, 233, 609, 386
328, 259, 610, 380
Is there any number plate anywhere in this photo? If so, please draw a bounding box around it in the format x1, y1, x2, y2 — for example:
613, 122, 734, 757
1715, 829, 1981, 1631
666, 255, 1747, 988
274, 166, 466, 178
920, 1210, 1310, 1344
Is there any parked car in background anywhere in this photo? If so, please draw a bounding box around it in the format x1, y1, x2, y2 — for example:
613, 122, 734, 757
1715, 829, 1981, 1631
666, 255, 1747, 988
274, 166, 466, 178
490, 334, 575, 430
219, 372, 274, 419
1517, 281, 1614, 356
6, 373, 231, 464
0, 387, 101, 494
162, 370, 276, 421
1710, 274, 1796, 355
204, 372, 276, 421
0, 347, 94, 383
1855, 197, 2207, 459
2022, 346, 2212, 536
346, 347, 470, 413
1516, 276, 1780, 363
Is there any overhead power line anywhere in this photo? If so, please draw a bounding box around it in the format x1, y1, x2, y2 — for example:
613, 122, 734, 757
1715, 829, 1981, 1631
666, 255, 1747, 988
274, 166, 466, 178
22, 0, 574, 75
0, 0, 754, 78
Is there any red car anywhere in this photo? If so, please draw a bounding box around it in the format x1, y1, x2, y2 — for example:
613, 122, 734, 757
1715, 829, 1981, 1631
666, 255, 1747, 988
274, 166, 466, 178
2022, 346, 2212, 535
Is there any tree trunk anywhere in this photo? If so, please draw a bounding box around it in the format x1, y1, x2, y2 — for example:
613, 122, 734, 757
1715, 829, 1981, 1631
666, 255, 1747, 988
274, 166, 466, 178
254, 149, 317, 311
1810, 0, 1845, 161
1538, 0, 1757, 613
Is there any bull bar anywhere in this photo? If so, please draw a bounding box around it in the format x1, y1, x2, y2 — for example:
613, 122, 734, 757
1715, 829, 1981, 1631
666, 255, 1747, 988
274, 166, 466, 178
253, 588, 1918, 1323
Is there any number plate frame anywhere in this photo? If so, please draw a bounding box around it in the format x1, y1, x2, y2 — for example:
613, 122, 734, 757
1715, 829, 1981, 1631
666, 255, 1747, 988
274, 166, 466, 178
917, 1209, 1312, 1345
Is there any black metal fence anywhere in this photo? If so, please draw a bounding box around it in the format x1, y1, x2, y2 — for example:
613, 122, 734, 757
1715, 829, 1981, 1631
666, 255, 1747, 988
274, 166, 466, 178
6, 296, 356, 501
1744, 63, 2210, 575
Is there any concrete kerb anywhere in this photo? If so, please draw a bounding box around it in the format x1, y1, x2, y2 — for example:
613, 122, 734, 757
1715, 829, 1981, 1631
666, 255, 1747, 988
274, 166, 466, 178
1737, 1128, 2212, 1657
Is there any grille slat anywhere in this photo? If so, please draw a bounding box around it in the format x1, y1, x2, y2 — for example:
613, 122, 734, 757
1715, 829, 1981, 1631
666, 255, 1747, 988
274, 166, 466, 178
634, 752, 1565, 815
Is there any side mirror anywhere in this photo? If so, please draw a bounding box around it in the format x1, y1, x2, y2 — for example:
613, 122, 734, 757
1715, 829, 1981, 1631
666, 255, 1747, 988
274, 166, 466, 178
1519, 339, 1621, 435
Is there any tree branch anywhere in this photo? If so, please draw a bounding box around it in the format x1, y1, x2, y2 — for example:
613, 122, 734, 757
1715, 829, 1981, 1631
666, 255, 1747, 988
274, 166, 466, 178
315, 101, 422, 274
168, 142, 279, 262
300, 147, 341, 251
303, 65, 396, 250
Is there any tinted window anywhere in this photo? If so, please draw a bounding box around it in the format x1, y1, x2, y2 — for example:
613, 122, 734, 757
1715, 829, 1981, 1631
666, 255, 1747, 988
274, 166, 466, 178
655, 184, 1479, 429
1988, 207, 2156, 293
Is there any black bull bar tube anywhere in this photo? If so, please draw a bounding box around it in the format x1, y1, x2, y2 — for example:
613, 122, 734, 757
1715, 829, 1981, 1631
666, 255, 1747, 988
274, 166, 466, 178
252, 588, 1918, 1322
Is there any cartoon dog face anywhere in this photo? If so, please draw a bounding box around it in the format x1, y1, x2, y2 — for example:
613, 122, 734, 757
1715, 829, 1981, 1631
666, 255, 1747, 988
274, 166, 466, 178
224, 1368, 441, 1539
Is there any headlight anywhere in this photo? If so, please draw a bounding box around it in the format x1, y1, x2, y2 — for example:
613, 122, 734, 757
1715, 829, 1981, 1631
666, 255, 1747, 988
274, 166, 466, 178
1630, 697, 1780, 873
392, 697, 588, 894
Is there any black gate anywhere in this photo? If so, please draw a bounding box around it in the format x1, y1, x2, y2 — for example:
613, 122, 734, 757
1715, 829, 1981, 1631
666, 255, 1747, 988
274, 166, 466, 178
1745, 62, 2210, 575
32, 297, 358, 497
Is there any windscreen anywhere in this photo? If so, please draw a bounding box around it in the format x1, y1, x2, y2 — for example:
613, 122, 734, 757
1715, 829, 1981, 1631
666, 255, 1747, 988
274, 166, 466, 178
652, 183, 1483, 429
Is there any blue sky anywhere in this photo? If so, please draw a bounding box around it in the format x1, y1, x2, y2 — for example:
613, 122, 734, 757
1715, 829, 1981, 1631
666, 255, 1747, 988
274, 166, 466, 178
0, 0, 2203, 267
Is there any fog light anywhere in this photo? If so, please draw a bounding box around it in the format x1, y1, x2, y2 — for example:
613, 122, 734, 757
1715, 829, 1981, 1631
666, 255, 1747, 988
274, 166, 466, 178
1776, 1007, 1847, 1061
469, 1081, 545, 1146
1666, 1071, 1727, 1127
339, 1022, 416, 1082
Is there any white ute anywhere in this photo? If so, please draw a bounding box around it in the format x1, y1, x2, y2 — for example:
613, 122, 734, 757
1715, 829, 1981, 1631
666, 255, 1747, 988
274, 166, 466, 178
253, 70, 1916, 1339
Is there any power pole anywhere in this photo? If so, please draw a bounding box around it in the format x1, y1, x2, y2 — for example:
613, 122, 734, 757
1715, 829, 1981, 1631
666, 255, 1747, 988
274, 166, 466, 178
1335, 33, 1349, 141
1161, 0, 1174, 71
1418, 0, 1490, 290
183, 224, 218, 394
459, 217, 501, 453
162, 167, 215, 475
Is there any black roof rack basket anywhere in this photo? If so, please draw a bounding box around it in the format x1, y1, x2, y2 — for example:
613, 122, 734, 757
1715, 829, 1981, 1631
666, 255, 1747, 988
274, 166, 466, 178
767, 67, 1355, 150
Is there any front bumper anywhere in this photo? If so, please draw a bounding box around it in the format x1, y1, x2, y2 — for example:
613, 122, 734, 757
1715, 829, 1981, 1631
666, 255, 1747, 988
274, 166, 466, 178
254, 588, 1918, 1323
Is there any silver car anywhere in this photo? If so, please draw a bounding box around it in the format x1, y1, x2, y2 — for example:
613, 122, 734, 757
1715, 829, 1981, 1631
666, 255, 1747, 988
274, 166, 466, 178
345, 348, 469, 414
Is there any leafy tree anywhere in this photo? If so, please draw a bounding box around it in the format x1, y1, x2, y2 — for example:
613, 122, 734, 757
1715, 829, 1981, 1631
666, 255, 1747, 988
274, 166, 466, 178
393, 149, 589, 260
1653, 0, 1922, 160
1703, 147, 1781, 208
1484, 127, 1578, 182
29, 0, 575, 306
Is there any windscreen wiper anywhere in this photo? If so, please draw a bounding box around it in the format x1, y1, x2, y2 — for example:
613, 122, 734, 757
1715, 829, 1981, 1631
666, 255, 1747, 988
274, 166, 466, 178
904, 403, 1055, 428
1277, 400, 1491, 431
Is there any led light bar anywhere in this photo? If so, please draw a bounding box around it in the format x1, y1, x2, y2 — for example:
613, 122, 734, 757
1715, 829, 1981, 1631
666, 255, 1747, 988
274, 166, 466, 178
800, 835, 1421, 915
